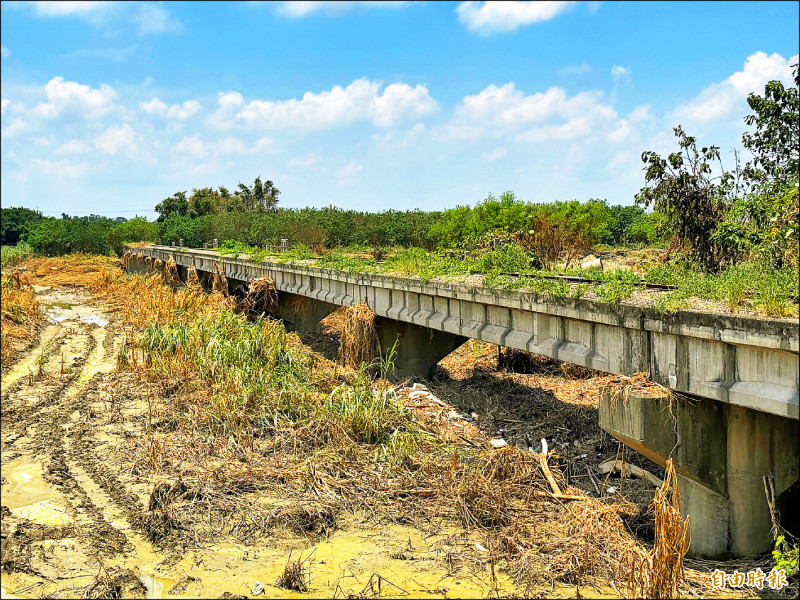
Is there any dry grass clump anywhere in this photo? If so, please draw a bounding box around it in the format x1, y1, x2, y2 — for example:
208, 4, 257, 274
153, 257, 164, 274
601, 371, 688, 422
1, 270, 44, 365
24, 253, 120, 287
275, 552, 313, 592
212, 262, 229, 295
186, 265, 203, 292
165, 257, 180, 288
242, 277, 278, 313
339, 303, 378, 369
629, 459, 690, 599
603, 372, 669, 406
82, 567, 147, 599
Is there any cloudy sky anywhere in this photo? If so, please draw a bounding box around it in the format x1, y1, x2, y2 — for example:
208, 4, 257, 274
1, 1, 798, 219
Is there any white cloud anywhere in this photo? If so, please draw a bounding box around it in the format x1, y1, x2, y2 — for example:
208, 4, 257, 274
30, 158, 92, 179
675, 51, 798, 122
217, 137, 247, 154
559, 62, 591, 75
206, 91, 244, 131
134, 3, 182, 35
55, 139, 91, 155
251, 137, 278, 154
288, 152, 321, 168
141, 97, 201, 120
1, 118, 32, 138
335, 161, 363, 185
481, 147, 508, 161
607, 118, 632, 143
28, 1, 116, 18
1, 45, 10, 58
95, 123, 138, 156
272, 1, 414, 18
371, 123, 426, 150
436, 82, 617, 143
628, 104, 652, 123
456, 1, 576, 34
1, 99, 9, 115
13, 1, 182, 35
172, 135, 206, 158
141, 97, 168, 115
216, 78, 437, 131
611, 65, 630, 80
33, 76, 118, 120
607, 150, 632, 170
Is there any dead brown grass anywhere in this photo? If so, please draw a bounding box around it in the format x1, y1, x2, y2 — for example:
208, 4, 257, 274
212, 262, 228, 295
629, 459, 691, 598
186, 265, 202, 292
1, 270, 43, 365
339, 303, 378, 369
241, 277, 278, 313
275, 551, 313, 592
164, 257, 180, 288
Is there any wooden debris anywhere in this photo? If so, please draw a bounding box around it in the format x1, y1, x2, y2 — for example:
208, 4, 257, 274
598, 459, 664, 488
538, 438, 562, 495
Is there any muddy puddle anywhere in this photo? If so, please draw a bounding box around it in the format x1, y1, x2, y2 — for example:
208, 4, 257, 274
36, 286, 110, 327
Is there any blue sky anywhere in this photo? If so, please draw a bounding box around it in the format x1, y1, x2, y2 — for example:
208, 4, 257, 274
1, 1, 798, 220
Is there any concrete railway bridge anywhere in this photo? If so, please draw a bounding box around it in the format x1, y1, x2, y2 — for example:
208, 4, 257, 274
123, 245, 799, 559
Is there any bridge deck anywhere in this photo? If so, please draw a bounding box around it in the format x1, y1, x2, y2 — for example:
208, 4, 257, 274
126, 246, 799, 419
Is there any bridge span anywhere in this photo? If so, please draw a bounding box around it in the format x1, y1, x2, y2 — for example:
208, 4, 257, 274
123, 245, 799, 557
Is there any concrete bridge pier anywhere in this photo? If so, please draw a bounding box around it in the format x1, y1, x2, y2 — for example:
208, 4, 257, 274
275, 292, 337, 333
376, 317, 467, 380
600, 391, 799, 558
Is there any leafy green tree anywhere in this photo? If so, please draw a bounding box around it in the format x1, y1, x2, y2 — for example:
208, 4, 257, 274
24, 217, 113, 256
236, 176, 280, 212
157, 214, 206, 247
636, 126, 735, 271
107, 217, 159, 255
155, 191, 189, 222
713, 64, 799, 268
1, 206, 42, 245
742, 63, 799, 189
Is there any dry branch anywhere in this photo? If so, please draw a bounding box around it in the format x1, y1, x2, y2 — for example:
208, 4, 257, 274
598, 459, 664, 488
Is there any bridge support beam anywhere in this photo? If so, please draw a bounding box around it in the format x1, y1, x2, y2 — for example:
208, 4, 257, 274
275, 292, 337, 333
600, 391, 799, 557
376, 317, 468, 380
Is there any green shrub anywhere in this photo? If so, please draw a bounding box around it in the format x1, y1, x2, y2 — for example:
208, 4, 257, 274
107, 217, 159, 255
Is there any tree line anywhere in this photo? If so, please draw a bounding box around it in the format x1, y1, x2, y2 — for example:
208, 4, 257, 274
1, 196, 664, 258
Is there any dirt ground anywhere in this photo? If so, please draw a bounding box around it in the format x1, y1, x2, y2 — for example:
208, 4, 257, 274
0, 263, 783, 599
2, 285, 524, 599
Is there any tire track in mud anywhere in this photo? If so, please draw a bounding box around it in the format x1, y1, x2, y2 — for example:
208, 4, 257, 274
2, 314, 141, 565
0, 324, 60, 389
1, 327, 92, 455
